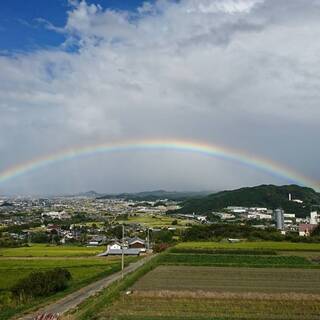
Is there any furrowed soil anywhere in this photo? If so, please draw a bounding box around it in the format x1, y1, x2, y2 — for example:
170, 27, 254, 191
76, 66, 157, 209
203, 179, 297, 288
97, 265, 320, 320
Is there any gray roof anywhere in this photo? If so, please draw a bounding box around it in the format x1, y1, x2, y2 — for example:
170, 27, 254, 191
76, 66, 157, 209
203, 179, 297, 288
128, 237, 145, 245
98, 248, 142, 256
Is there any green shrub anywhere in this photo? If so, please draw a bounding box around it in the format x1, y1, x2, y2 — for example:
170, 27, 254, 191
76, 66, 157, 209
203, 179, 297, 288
11, 268, 72, 301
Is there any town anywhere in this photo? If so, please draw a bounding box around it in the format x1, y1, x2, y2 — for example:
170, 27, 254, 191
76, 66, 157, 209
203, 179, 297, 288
1, 191, 319, 251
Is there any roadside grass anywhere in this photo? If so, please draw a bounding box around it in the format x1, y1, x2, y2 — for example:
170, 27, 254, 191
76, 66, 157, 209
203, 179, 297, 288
0, 244, 104, 257
175, 241, 320, 251
65, 255, 161, 320
0, 257, 137, 320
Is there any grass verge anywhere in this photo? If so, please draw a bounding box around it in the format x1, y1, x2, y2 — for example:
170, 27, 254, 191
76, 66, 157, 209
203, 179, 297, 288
66, 255, 161, 320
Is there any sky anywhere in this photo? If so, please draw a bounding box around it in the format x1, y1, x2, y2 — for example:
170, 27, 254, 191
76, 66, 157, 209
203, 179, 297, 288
0, 0, 320, 195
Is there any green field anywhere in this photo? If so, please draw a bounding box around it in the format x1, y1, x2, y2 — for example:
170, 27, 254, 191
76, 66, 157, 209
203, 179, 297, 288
0, 257, 123, 290
0, 256, 136, 320
0, 244, 104, 257
118, 214, 195, 229
175, 241, 320, 251
158, 253, 317, 268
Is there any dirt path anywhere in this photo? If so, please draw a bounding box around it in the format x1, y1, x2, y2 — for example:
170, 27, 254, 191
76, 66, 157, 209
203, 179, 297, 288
17, 254, 155, 320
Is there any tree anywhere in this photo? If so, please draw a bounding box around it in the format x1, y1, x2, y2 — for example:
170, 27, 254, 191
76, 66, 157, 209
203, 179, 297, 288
12, 268, 72, 301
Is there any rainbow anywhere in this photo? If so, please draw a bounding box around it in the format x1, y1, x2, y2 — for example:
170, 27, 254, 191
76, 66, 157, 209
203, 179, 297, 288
0, 139, 318, 190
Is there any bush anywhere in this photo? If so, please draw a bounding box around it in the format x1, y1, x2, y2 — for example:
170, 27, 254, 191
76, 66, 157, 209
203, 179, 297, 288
0, 291, 13, 310
152, 230, 174, 244
11, 268, 72, 301
153, 243, 171, 253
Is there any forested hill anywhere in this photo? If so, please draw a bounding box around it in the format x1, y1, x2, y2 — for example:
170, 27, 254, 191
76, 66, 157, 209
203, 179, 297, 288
97, 190, 212, 201
173, 185, 320, 217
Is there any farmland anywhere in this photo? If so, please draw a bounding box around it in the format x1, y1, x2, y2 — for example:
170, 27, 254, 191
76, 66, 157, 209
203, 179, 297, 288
132, 266, 320, 293
98, 264, 320, 320
0, 244, 104, 257
0, 257, 125, 290
100, 295, 320, 320
158, 253, 316, 268
175, 241, 320, 251
99, 265, 320, 319
0, 246, 136, 320
117, 213, 196, 229
71, 241, 320, 320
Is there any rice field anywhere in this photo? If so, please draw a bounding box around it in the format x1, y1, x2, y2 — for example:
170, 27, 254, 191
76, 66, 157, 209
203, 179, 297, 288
0, 256, 136, 320
0, 257, 124, 290
117, 214, 195, 229
0, 244, 104, 257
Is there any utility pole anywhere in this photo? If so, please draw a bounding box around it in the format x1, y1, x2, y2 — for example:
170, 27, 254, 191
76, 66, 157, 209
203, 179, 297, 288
121, 224, 125, 279
147, 228, 150, 251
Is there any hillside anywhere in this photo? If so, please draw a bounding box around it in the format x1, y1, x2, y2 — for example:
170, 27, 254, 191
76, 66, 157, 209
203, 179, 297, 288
174, 185, 320, 217
97, 190, 212, 201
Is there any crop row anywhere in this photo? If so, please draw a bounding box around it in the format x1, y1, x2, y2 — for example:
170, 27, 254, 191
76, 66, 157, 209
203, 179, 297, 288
158, 253, 315, 268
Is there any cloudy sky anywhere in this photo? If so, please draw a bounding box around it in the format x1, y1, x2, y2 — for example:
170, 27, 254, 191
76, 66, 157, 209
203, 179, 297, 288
0, 0, 319, 195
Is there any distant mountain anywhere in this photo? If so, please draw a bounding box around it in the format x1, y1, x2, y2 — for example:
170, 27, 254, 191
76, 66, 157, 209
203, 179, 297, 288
97, 190, 213, 201
0, 201, 14, 207
173, 185, 320, 217
75, 191, 103, 198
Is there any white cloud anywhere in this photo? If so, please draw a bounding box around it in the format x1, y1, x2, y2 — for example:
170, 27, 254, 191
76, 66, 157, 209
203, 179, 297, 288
0, 0, 320, 194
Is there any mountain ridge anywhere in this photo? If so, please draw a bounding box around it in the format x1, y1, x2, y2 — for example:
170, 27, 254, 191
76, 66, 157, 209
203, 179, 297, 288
173, 184, 320, 218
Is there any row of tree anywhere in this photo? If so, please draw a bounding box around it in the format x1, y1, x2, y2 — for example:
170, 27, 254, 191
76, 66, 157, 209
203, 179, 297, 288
182, 224, 320, 242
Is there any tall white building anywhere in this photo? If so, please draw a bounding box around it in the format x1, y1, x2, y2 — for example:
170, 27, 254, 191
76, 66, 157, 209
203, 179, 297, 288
310, 211, 319, 225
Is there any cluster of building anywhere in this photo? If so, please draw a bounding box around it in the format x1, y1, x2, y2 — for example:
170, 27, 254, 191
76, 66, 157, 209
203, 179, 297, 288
0, 195, 180, 246
275, 208, 319, 236
98, 237, 148, 256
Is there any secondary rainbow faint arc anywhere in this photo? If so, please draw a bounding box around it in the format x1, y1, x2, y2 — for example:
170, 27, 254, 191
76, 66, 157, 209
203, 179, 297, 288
0, 139, 318, 191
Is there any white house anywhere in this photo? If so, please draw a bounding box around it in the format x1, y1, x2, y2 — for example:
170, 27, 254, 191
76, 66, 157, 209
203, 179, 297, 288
107, 241, 122, 250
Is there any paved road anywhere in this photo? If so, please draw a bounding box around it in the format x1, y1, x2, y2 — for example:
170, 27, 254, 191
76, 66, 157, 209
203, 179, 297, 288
18, 254, 155, 320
